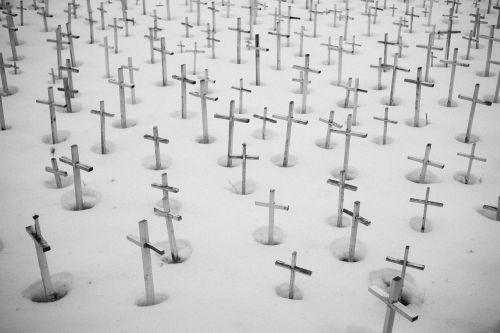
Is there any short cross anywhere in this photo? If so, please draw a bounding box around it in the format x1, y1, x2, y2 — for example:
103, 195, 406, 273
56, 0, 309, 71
407, 143, 444, 183
253, 107, 276, 140
107, 18, 123, 53
343, 201, 371, 262
327, 170, 358, 228
172, 64, 196, 119
231, 78, 252, 114
153, 37, 174, 86
45, 157, 68, 188
440, 48, 469, 107
229, 17, 250, 64
416, 32, 442, 82
214, 100, 250, 167
292, 54, 321, 114
272, 101, 308, 167
458, 83, 492, 143
386, 245, 425, 288
144, 126, 170, 170
373, 107, 397, 145
275, 251, 312, 299
100, 37, 113, 78
268, 19, 289, 70
26, 215, 55, 302
189, 79, 218, 143
247, 34, 269, 86
36, 87, 66, 144
90, 101, 114, 154
370, 57, 390, 91
387, 53, 410, 106
410, 187, 443, 232
319, 110, 342, 149
404, 67, 434, 127
127, 219, 164, 306
479, 25, 500, 77
294, 25, 312, 57
185, 42, 205, 75
59, 145, 93, 211
255, 189, 289, 245
108, 67, 134, 128
483, 196, 500, 221
229, 143, 259, 195
46, 25, 70, 78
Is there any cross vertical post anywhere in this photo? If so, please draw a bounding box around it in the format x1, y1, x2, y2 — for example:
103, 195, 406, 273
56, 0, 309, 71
255, 189, 289, 245
90, 101, 114, 154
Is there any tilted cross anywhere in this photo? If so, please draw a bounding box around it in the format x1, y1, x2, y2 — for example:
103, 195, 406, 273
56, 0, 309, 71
410, 187, 443, 232
45, 157, 68, 188
319, 110, 342, 149
153, 37, 174, 86
229, 143, 259, 195
343, 201, 371, 262
144, 126, 170, 170
36, 87, 66, 144
387, 53, 410, 106
407, 143, 444, 183
247, 34, 269, 86
0, 53, 14, 95
483, 196, 500, 221
229, 17, 250, 64
108, 67, 134, 128
404, 67, 434, 127
458, 83, 492, 143
253, 107, 276, 140
90, 101, 114, 155
189, 79, 218, 144
62, 22, 80, 67
59, 145, 93, 211
255, 189, 289, 245
327, 170, 358, 228
119, 9, 135, 37
457, 143, 487, 186
172, 64, 196, 119
373, 107, 397, 145
57, 77, 74, 113
275, 251, 312, 299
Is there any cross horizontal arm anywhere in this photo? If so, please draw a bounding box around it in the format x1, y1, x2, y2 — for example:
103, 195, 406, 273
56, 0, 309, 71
342, 208, 371, 225
127, 234, 166, 255
457, 152, 487, 162
409, 198, 444, 207
45, 166, 68, 176
458, 94, 492, 106
231, 86, 252, 93
483, 205, 499, 212
255, 201, 289, 210
386, 256, 426, 270
172, 75, 197, 84
404, 78, 434, 87
90, 110, 115, 117
275, 261, 312, 275
36, 99, 67, 108
393, 300, 419, 322
108, 79, 135, 89
26, 226, 51, 252
59, 156, 94, 172
144, 134, 170, 144
253, 114, 277, 123
326, 179, 358, 191
319, 117, 343, 128
151, 183, 179, 193
154, 207, 182, 221
292, 65, 321, 74
373, 116, 398, 124
330, 128, 368, 138
368, 285, 388, 302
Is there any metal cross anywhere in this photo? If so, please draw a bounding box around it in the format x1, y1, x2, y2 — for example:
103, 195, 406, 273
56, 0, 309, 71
45, 157, 68, 188
255, 189, 289, 245
410, 187, 443, 232
458, 83, 492, 143
229, 143, 259, 195
373, 107, 397, 145
36, 87, 66, 144
327, 170, 358, 228
404, 67, 434, 127
407, 143, 444, 183
319, 110, 342, 149
172, 64, 196, 119
275, 251, 312, 299
90, 101, 114, 154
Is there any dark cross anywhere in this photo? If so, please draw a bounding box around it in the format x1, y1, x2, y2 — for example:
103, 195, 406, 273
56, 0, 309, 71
386, 246, 425, 289
373, 107, 397, 145
36, 87, 66, 144
405, 7, 419, 33
185, 42, 205, 75
457, 143, 486, 185
343, 201, 371, 262
255, 189, 289, 245
108, 67, 135, 128
90, 101, 114, 154
438, 8, 461, 66
410, 187, 443, 232
59, 145, 94, 211
153, 37, 174, 86
272, 101, 308, 167
388, 53, 410, 106
319, 110, 342, 149
144, 126, 170, 170
292, 54, 321, 114
59, 59, 79, 98
214, 100, 250, 167
97, 2, 107, 30
228, 17, 250, 64
172, 64, 196, 119
189, 79, 218, 143
282, 5, 300, 47
46, 25, 70, 78
62, 22, 80, 67
275, 251, 312, 299
416, 32, 442, 82
229, 143, 259, 195
231, 78, 252, 114
126, 220, 165, 306
327, 170, 358, 227
479, 25, 500, 77
26, 215, 55, 302
268, 19, 289, 70
483, 196, 500, 221
247, 34, 269, 86
458, 84, 492, 143
408, 143, 444, 183
440, 48, 469, 107
108, 18, 123, 54
404, 67, 434, 127
253, 107, 276, 140
369, 276, 418, 333
45, 157, 68, 188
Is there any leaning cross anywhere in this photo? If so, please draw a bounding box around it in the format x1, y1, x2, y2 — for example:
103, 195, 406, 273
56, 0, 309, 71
458, 83, 492, 143
144, 126, 170, 170
59, 145, 93, 211
275, 251, 312, 299
172, 64, 196, 119
255, 189, 289, 245
36, 87, 66, 144
327, 170, 358, 228
90, 101, 114, 154
153, 37, 174, 86
407, 143, 444, 183
440, 48, 469, 107
319, 110, 342, 149
388, 53, 410, 106
404, 67, 434, 127
45, 157, 68, 188
154, 204, 182, 263
292, 54, 321, 114
410, 187, 443, 232
229, 143, 259, 195
343, 201, 371, 262
253, 107, 276, 140
457, 143, 486, 185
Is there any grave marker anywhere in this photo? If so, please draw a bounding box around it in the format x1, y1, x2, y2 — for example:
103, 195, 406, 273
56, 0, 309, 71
231, 78, 252, 114
343, 201, 371, 262
45, 157, 68, 188
332, 114, 367, 177
59, 145, 93, 211
282, 5, 300, 47
247, 34, 269, 86
62, 22, 80, 68
36, 87, 66, 144
46, 25, 70, 78
373, 107, 397, 145
153, 37, 174, 86
407, 143, 444, 183
438, 8, 461, 66
0, 53, 14, 95
275, 251, 312, 299
388, 53, 410, 106
90, 101, 114, 154
37, 7, 52, 33
97, 2, 107, 30
339, 8, 353, 41
108, 67, 135, 128
57, 78, 74, 113
483, 196, 500, 221
108, 18, 123, 53
85, 0, 97, 43
255, 189, 289, 245
229, 143, 259, 195
458, 84, 492, 143
229, 17, 250, 64
59, 59, 79, 98
410, 187, 443, 232
440, 48, 469, 107
253, 107, 276, 140
100, 36, 113, 78
292, 54, 321, 114
189, 79, 218, 143
294, 25, 311, 58
479, 25, 500, 77
144, 126, 170, 170
327, 170, 358, 228
319, 110, 342, 149
172, 64, 196, 119
416, 32, 442, 82
119, 9, 135, 37
386, 245, 425, 288
268, 19, 289, 70
404, 67, 434, 127
185, 42, 205, 75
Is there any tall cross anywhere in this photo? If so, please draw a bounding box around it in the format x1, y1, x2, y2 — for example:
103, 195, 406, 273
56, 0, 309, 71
275, 251, 312, 299
231, 78, 252, 114
59, 59, 79, 98
247, 34, 269, 86
62, 22, 80, 67
282, 5, 300, 47
378, 33, 398, 68
229, 143, 259, 195
172, 64, 196, 119
255, 189, 289, 245
59, 145, 93, 211
292, 54, 320, 114
119, 9, 135, 37
253, 107, 276, 140
458, 84, 492, 143
404, 67, 434, 127
144, 28, 155, 64
153, 37, 174, 86
150, 10, 163, 40
330, 36, 349, 86
186, 42, 205, 75
410, 187, 443, 232
332, 114, 367, 177
177, 41, 186, 53
37, 7, 52, 33
108, 18, 123, 53
268, 19, 289, 70
407, 143, 444, 183
294, 25, 312, 57
16, 1, 26, 26
362, 7, 374, 36
343, 201, 371, 262
193, 0, 207, 26
241, 0, 260, 40
440, 48, 469, 107
416, 32, 442, 82
327, 4, 342, 28
181, 17, 193, 39
229, 17, 250, 64
36, 87, 66, 144
371, 1, 383, 24
438, 7, 460, 66
126, 219, 165, 306
45, 157, 68, 188
90, 101, 114, 155
97, 2, 107, 30
479, 25, 500, 77
321, 36, 335, 66
222, 0, 234, 18
327, 170, 358, 228
214, 100, 250, 167
57, 77, 74, 113
108, 67, 134, 128
319, 110, 342, 149
144, 126, 170, 170
386, 246, 425, 288
189, 79, 218, 144
272, 101, 308, 167
483, 196, 500, 221
46, 25, 70, 78
388, 53, 410, 106
373, 107, 397, 145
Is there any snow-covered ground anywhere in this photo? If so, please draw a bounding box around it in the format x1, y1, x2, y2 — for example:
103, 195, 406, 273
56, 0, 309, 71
1, 0, 499, 332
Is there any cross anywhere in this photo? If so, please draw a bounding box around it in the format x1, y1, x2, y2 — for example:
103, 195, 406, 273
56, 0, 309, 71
439, 48, 469, 107
362, 7, 374, 36
437, 8, 461, 66
320, 36, 335, 65
327, 4, 342, 27
331, 36, 349, 86
119, 9, 135, 37
426, 0, 435, 26
458, 84, 492, 143
369, 276, 418, 333
59, 145, 93, 211
150, 10, 163, 40
152, 173, 179, 215
231, 78, 252, 114
268, 19, 289, 70
410, 187, 443, 232
57, 77, 74, 113
198, 69, 216, 91
45, 157, 68, 188
483, 196, 500, 221
275, 251, 312, 299
46, 25, 70, 78
3, 6, 19, 47
362, 0, 374, 15
144, 126, 170, 170
207, 1, 219, 31
345, 35, 362, 54
386, 246, 425, 289
319, 110, 342, 149
389, 3, 397, 16
229, 17, 250, 64
350, 79, 367, 126
153, 37, 174, 86
470, 8, 487, 49
282, 5, 300, 47
241, 0, 261, 40
229, 143, 259, 195
36, 87, 66, 144
62, 22, 80, 68
16, 1, 26, 26
108, 18, 123, 53
343, 201, 371, 262
294, 25, 312, 57
222, 0, 234, 18
207, 24, 220, 59
479, 25, 500, 77
189, 79, 218, 144
172, 64, 196, 119
392, 17, 408, 44
255, 189, 289, 245
37, 7, 52, 33
404, 67, 434, 127
154, 202, 183, 263
247, 34, 269, 86
253, 107, 276, 140
387, 53, 410, 106
90, 101, 114, 155
327, 173, 358, 229
292, 54, 320, 114
421, 6, 429, 18
144, 28, 155, 64
310, 4, 324, 38
100, 36, 113, 78
462, 30, 477, 61
370, 57, 389, 90
108, 67, 135, 128
85, 1, 97, 43
408, 143, 444, 183
272, 101, 308, 167
177, 41, 186, 53
214, 100, 250, 167
371, 1, 383, 24
331, 114, 368, 178
339, 8, 354, 40
191, 0, 206, 26
291, 69, 311, 95
416, 32, 442, 82
26, 215, 56, 302
59, 59, 79, 98
185, 42, 205, 75
97, 2, 107, 30
373, 107, 397, 145
126, 219, 164, 306
0, 53, 14, 95
378, 33, 398, 69
405, 7, 419, 33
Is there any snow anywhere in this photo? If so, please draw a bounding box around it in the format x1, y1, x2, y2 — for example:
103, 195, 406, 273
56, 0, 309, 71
0, 0, 500, 332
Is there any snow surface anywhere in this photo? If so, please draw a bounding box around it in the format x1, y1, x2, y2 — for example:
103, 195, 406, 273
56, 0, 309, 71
0, 0, 500, 332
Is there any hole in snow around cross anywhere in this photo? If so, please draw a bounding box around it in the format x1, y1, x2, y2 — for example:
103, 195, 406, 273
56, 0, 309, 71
226, 180, 257, 195
154, 198, 182, 213
368, 268, 424, 307
61, 187, 101, 211
170, 110, 197, 119
476, 70, 496, 78
293, 104, 315, 114
370, 84, 387, 91
321, 59, 334, 66
409, 216, 433, 233
325, 215, 352, 228
331, 167, 358, 180
7, 55, 25, 62
336, 99, 356, 109
477, 207, 500, 222
380, 96, 403, 106
406, 169, 440, 184
437, 98, 458, 108
330, 238, 367, 262
253, 226, 285, 246
371, 136, 394, 145
22, 272, 73, 303
126, 97, 143, 104
90, 141, 117, 155
195, 135, 216, 144
455, 133, 480, 144
404, 117, 429, 128
314, 137, 336, 149
275, 283, 303, 300
453, 171, 479, 185
41, 130, 71, 144
141, 155, 173, 171
43, 174, 74, 189
154, 81, 174, 88
135, 293, 168, 307
56, 101, 83, 113
1, 86, 18, 96
154, 240, 192, 264
291, 86, 311, 95
216, 155, 242, 168
251, 128, 278, 140
111, 118, 138, 129
271, 154, 298, 168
